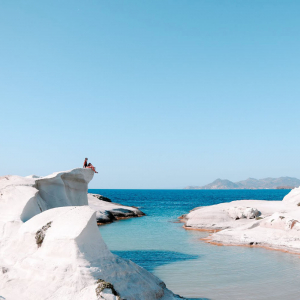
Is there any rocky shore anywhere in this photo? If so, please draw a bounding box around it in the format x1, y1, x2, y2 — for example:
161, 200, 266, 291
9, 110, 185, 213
180, 187, 300, 254
88, 193, 145, 225
0, 168, 182, 300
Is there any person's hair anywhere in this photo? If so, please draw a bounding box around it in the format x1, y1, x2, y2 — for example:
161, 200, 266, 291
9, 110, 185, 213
88, 163, 91, 166
85, 158, 88, 160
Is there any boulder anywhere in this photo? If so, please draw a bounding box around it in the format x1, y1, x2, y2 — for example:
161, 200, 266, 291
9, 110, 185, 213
282, 187, 300, 205
88, 193, 145, 224
95, 210, 116, 224
227, 206, 260, 220
260, 212, 300, 231
90, 193, 112, 202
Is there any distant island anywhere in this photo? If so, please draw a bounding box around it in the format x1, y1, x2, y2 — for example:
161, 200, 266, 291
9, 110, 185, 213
185, 177, 300, 190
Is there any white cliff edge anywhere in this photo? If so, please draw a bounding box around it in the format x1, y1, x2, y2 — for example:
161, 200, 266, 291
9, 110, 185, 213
181, 187, 300, 253
0, 168, 181, 300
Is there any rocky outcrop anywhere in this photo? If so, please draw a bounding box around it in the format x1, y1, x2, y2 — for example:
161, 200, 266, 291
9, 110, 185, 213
181, 196, 300, 253
88, 194, 145, 225
181, 200, 279, 231
0, 169, 181, 300
90, 193, 112, 202
227, 206, 260, 220
35, 168, 94, 209
282, 186, 300, 205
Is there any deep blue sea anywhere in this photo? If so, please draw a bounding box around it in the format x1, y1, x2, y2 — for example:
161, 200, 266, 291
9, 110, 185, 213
89, 189, 300, 300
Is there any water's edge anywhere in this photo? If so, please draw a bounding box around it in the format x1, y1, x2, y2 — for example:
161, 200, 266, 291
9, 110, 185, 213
90, 189, 300, 300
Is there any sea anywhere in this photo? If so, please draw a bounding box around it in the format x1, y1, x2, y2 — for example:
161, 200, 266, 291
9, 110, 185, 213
89, 189, 300, 300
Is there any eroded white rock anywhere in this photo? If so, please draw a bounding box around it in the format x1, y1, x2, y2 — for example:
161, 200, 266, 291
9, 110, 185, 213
227, 206, 260, 220
36, 168, 94, 208
0, 169, 180, 300
0, 168, 94, 244
283, 187, 300, 205
182, 189, 300, 252
88, 194, 145, 224
260, 212, 300, 231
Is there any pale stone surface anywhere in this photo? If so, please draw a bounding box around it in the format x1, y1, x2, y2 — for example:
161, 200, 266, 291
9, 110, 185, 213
182, 193, 300, 253
88, 194, 145, 224
227, 206, 260, 220
35, 168, 94, 209
100, 289, 119, 300
0, 168, 94, 244
0, 169, 180, 300
282, 186, 300, 205
183, 200, 286, 231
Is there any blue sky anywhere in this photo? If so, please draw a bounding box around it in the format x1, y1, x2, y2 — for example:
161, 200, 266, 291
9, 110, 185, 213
1, 1, 300, 188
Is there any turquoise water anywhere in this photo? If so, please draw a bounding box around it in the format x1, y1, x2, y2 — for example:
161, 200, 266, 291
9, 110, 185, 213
89, 189, 300, 300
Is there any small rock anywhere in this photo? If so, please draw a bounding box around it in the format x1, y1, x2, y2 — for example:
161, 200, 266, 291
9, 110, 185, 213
91, 193, 112, 202
227, 206, 260, 220
95, 279, 120, 300
110, 208, 138, 218
35, 222, 52, 248
96, 211, 116, 224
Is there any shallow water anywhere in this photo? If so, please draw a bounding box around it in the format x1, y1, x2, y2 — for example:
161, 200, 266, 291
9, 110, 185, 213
89, 189, 300, 300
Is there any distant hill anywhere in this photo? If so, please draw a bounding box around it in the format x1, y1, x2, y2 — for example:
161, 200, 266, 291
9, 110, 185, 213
185, 177, 300, 189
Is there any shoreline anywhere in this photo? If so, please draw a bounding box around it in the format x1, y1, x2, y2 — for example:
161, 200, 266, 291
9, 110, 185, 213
182, 224, 222, 233
88, 193, 146, 225
203, 234, 300, 256
180, 190, 300, 256
183, 224, 300, 256
97, 215, 144, 226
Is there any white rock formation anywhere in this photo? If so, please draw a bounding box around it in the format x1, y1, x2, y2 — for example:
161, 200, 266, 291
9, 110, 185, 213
36, 168, 94, 208
88, 194, 145, 224
282, 186, 300, 205
0, 169, 181, 300
182, 193, 300, 253
227, 206, 260, 220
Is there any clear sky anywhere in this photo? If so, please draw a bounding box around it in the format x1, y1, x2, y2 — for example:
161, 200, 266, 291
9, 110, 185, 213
1, 1, 300, 188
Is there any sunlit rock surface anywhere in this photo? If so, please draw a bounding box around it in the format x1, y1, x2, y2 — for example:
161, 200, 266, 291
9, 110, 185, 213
282, 186, 300, 205
0, 169, 181, 300
182, 191, 300, 253
227, 206, 260, 220
88, 193, 145, 224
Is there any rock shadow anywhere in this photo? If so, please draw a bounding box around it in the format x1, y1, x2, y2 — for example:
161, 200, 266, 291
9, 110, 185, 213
112, 250, 199, 272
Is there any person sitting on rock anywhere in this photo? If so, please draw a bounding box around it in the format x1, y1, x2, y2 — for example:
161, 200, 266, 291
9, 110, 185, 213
83, 158, 88, 168
87, 163, 98, 173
